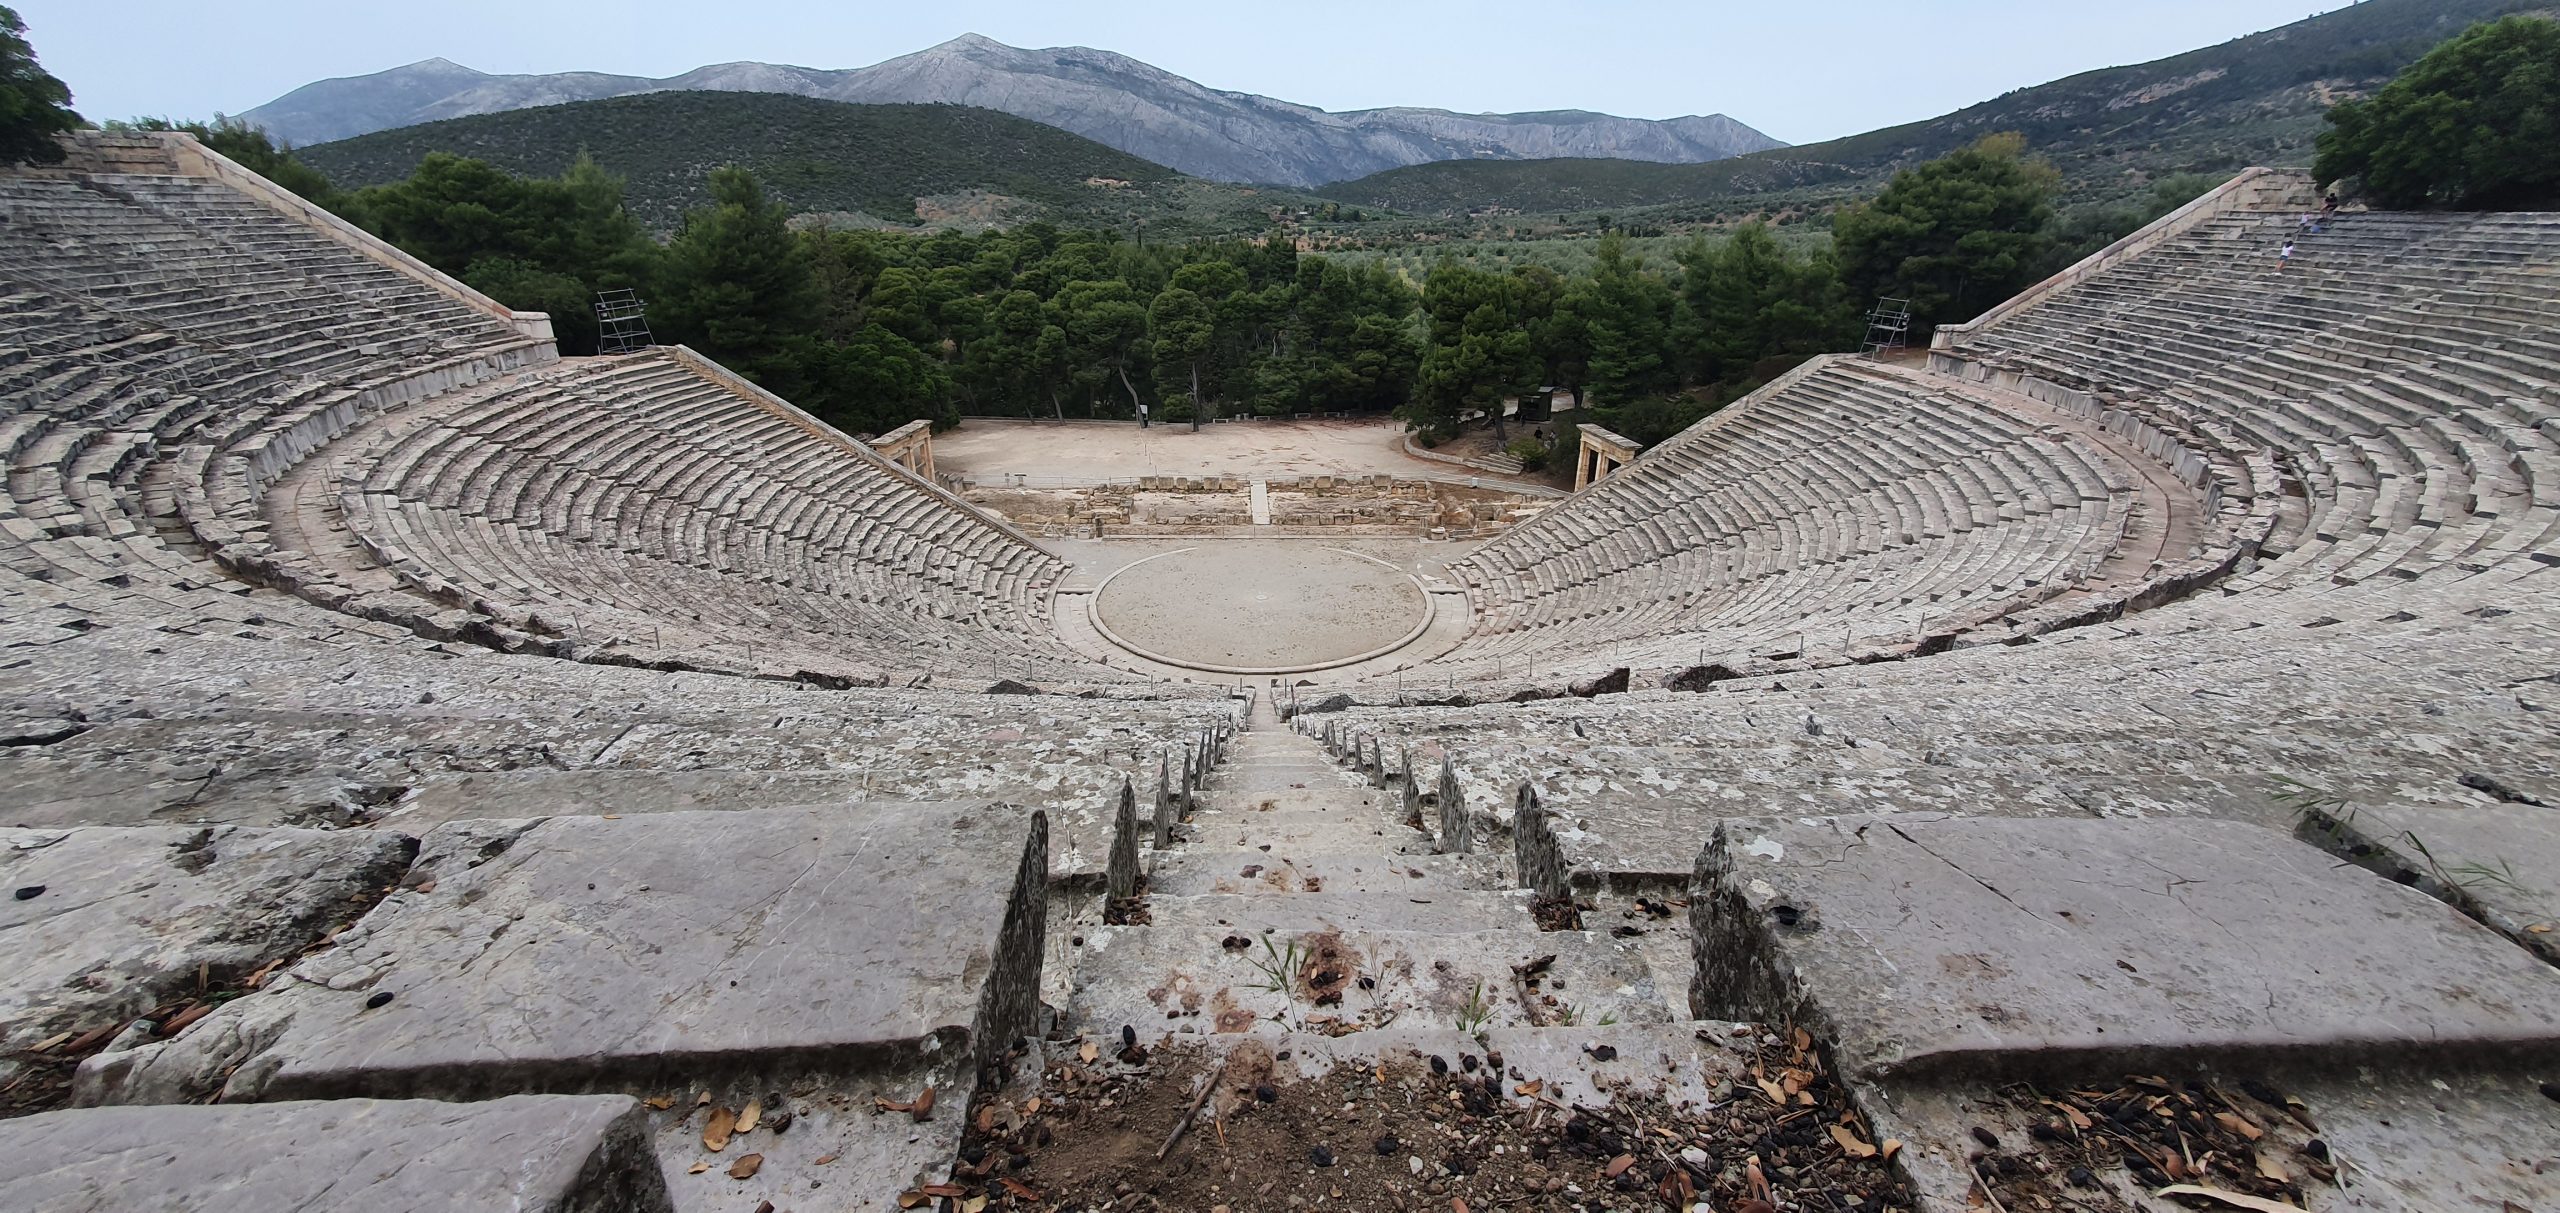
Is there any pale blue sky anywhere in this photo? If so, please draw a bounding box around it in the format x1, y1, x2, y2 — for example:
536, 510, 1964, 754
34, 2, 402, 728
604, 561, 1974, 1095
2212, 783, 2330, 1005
20, 0, 2353, 146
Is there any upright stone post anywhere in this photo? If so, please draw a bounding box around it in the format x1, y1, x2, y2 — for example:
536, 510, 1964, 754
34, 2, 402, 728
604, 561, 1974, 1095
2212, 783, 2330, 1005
1401, 747, 1425, 829
1367, 737, 1388, 789
1180, 746, 1198, 815
1106, 778, 1141, 900
1155, 757, 1176, 847
1512, 783, 1569, 903
1436, 756, 1472, 854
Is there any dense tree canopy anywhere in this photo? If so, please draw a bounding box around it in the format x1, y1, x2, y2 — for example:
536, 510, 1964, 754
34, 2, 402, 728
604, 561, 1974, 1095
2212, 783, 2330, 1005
74, 104, 2119, 456
2316, 16, 2560, 210
1833, 133, 2058, 338
0, 5, 76, 165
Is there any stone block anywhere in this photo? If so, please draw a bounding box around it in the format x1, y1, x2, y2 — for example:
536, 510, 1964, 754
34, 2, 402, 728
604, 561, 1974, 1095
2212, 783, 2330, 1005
7, 1095, 671, 1213
1690, 815, 2560, 1082
1, 825, 415, 1048
78, 804, 1048, 1105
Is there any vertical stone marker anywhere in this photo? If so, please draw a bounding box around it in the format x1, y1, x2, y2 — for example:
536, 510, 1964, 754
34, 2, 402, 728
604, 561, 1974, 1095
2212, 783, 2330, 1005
1436, 756, 1472, 853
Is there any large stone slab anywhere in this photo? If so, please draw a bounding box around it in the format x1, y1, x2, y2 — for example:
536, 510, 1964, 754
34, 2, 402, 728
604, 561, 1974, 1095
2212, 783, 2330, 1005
2297, 794, 2560, 964
1689, 815, 2560, 1082
0, 825, 415, 1047
8, 1094, 672, 1213
78, 803, 1046, 1104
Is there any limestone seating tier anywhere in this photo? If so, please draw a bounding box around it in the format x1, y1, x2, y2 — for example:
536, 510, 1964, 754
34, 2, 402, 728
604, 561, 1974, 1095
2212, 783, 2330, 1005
318, 349, 1109, 683
1432, 358, 2143, 681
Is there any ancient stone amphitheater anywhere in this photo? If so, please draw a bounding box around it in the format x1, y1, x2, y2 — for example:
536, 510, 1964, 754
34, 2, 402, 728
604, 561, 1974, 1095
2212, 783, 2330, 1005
3, 133, 2554, 1212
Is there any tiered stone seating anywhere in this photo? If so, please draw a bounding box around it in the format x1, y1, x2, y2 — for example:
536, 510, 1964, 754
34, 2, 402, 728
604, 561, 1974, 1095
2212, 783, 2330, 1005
0, 133, 1118, 686
1941, 203, 2560, 604
1438, 358, 2140, 678
325, 349, 1098, 681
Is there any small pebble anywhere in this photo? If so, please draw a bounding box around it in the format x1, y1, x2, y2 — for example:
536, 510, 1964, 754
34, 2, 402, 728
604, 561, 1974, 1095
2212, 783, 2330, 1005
13, 885, 43, 900
1970, 1126, 2001, 1150
1680, 1146, 1709, 1167
364, 991, 395, 1009
1307, 1144, 1335, 1168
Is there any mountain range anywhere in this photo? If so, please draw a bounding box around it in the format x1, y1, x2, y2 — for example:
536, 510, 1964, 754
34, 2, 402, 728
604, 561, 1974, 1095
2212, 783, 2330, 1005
1320, 0, 2550, 218
238, 34, 1784, 188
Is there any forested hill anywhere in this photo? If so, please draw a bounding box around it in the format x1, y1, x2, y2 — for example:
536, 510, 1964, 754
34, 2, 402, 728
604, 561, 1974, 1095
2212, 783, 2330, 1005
1321, 0, 2547, 218
298, 93, 1326, 236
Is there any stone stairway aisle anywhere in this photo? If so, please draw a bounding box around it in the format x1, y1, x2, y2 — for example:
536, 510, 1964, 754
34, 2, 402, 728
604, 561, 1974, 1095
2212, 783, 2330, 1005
1068, 703, 1681, 1041
997, 703, 1885, 1211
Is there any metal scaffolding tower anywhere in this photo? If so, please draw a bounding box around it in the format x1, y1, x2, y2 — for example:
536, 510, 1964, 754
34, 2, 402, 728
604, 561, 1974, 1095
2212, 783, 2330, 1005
594, 289, 654, 355
1861, 297, 1913, 359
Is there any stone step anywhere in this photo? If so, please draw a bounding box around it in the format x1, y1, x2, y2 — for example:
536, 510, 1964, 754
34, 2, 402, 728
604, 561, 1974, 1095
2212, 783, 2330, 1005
1147, 848, 1506, 897
1066, 925, 1679, 1041
1052, 1021, 1755, 1112
1141, 889, 1539, 934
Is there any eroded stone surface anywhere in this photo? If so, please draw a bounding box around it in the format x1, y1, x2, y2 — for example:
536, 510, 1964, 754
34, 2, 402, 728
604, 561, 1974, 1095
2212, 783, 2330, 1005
77, 804, 1047, 1104
2299, 795, 2560, 964
0, 825, 414, 1047
9, 1094, 672, 1213
1689, 814, 2560, 1082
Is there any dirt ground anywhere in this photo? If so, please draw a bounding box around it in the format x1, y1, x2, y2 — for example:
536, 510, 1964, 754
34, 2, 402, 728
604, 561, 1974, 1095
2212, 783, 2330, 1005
941, 1035, 1910, 1213
936, 418, 1496, 481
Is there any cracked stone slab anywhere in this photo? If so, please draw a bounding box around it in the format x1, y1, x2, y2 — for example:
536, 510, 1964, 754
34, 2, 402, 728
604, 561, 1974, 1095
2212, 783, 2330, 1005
1864, 1060, 2560, 1213
2296, 795, 2560, 965
76, 804, 1047, 1106
0, 825, 416, 1048
1689, 815, 2560, 1083
8, 1094, 672, 1213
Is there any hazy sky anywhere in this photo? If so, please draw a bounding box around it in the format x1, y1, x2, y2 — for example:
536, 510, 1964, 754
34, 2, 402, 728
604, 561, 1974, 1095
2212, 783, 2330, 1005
21, 1, 2355, 146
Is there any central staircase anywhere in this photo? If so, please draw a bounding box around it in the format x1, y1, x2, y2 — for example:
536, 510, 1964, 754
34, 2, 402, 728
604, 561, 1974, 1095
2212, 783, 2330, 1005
1067, 696, 1685, 1048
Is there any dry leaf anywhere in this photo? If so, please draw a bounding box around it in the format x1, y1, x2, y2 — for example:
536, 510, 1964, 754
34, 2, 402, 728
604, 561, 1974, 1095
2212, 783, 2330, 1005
160, 1002, 215, 1036
999, 1178, 1041, 1200
913, 1085, 937, 1121
2527, 923, 2552, 934
1022, 1098, 1040, 1115
2255, 1152, 2290, 1183
1829, 1124, 1878, 1158
1791, 1026, 1812, 1052
702, 1106, 735, 1152
1452, 1200, 1470, 1213
1515, 1080, 1543, 1096
735, 1100, 762, 1133
728, 1154, 763, 1180
897, 1192, 927, 1209
687, 1161, 711, 1175
920, 1184, 966, 1198
2152, 1184, 2303, 1213
1880, 1138, 1904, 1161
961, 1197, 988, 1213
695, 1090, 712, 1106
1604, 1154, 1635, 1178
1756, 1078, 1787, 1105
2215, 1110, 2264, 1140
812, 1154, 839, 1166
2049, 1100, 2093, 1131
1078, 1041, 1100, 1064
643, 1095, 674, 1110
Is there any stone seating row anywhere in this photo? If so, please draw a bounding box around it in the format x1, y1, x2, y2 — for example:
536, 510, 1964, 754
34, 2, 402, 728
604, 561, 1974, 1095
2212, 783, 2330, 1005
327, 350, 1118, 681
1946, 208, 2560, 597
1436, 359, 2135, 676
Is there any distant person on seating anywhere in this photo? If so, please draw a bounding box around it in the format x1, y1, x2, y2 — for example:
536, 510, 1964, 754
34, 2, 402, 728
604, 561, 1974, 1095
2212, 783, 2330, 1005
2279, 238, 2297, 270
2322, 192, 2341, 222
2299, 212, 2325, 235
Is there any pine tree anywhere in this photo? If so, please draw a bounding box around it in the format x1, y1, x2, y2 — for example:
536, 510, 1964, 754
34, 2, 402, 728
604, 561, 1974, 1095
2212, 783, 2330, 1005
0, 6, 77, 165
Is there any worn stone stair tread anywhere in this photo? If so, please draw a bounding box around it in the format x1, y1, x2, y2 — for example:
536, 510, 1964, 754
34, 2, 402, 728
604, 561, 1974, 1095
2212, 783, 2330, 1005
1088, 1021, 1761, 1113
1065, 925, 1677, 1040
1146, 848, 1505, 895
1139, 888, 1538, 933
